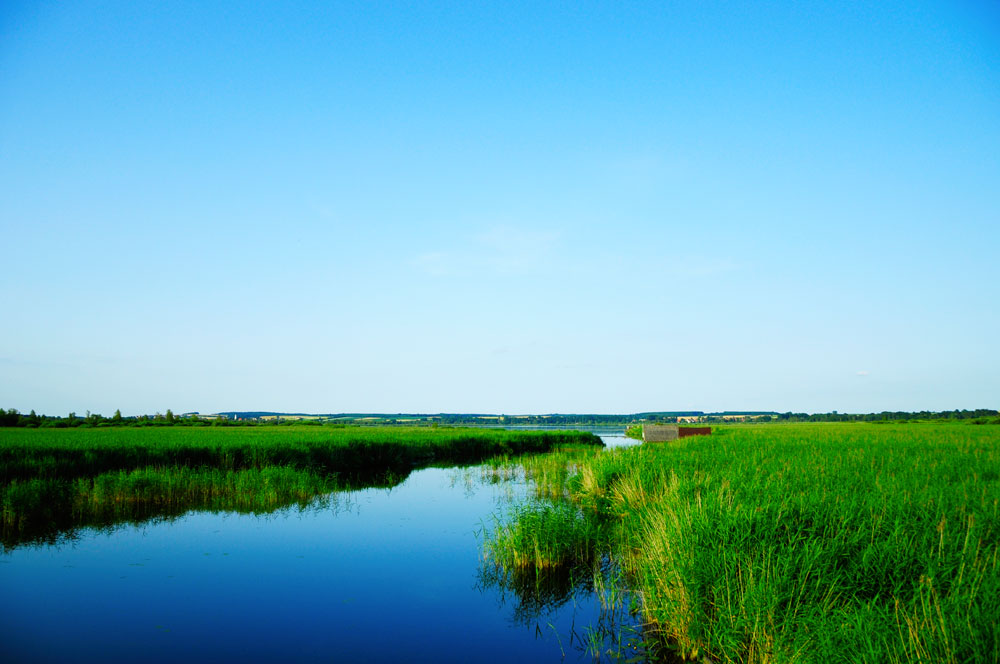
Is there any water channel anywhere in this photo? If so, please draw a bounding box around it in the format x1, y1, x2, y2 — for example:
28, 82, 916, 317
1, 434, 643, 662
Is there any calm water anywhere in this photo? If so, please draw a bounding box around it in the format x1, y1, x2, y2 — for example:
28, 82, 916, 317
0, 436, 642, 663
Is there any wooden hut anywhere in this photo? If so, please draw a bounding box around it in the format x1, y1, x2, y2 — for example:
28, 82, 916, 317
643, 424, 712, 442
643, 424, 679, 442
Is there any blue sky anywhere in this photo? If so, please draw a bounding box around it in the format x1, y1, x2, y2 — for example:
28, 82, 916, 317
2, 1, 998, 415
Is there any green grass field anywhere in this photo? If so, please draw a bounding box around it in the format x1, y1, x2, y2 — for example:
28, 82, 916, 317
0, 426, 601, 547
484, 423, 1000, 663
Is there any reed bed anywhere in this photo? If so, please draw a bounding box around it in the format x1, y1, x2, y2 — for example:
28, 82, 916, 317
0, 426, 601, 481
491, 423, 1000, 663
0, 426, 602, 547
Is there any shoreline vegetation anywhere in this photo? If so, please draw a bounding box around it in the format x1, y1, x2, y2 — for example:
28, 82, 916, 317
0, 426, 602, 548
482, 423, 1000, 663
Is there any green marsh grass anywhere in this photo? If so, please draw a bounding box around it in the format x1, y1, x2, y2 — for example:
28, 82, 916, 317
625, 425, 643, 441
0, 426, 602, 547
0, 426, 601, 481
484, 501, 600, 571
482, 443, 605, 501
490, 423, 1000, 663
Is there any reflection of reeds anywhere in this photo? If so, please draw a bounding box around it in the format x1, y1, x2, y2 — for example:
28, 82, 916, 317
1, 466, 357, 548
477, 555, 587, 625
477, 540, 652, 662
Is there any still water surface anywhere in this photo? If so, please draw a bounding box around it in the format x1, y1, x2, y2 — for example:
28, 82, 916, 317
1, 436, 640, 662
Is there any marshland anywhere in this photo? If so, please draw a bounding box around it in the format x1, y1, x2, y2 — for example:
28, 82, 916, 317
0, 426, 601, 547
2, 421, 998, 662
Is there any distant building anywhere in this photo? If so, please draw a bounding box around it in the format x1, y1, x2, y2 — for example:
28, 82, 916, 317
643, 424, 712, 442
643, 424, 679, 442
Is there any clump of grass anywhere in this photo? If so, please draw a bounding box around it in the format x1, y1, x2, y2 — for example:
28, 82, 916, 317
484, 501, 599, 571
480, 501, 606, 628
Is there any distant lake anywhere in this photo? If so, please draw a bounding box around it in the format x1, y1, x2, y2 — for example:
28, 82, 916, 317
0, 435, 641, 663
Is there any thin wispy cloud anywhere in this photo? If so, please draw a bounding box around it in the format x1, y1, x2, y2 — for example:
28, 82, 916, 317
476, 226, 560, 274
412, 225, 562, 277
666, 257, 741, 279
412, 251, 450, 276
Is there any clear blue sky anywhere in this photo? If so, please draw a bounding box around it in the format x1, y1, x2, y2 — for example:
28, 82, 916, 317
2, 1, 998, 416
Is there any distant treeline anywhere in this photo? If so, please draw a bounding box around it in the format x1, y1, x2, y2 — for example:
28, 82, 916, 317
0, 409, 233, 428
2, 407, 998, 428
768, 409, 1000, 423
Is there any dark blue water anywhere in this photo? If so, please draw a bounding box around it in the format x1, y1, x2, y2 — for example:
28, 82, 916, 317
0, 436, 641, 663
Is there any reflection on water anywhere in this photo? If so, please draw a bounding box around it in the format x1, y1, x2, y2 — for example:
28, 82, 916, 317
0, 468, 406, 550
600, 434, 642, 449
476, 557, 645, 660
478, 562, 588, 626
1, 448, 645, 663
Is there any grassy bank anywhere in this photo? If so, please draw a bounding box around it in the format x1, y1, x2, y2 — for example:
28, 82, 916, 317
1, 426, 602, 547
487, 423, 1000, 663
0, 426, 601, 481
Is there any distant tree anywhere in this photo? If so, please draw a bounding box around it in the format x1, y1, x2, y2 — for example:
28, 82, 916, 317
0, 408, 19, 427
165, 409, 175, 424
113, 409, 122, 423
